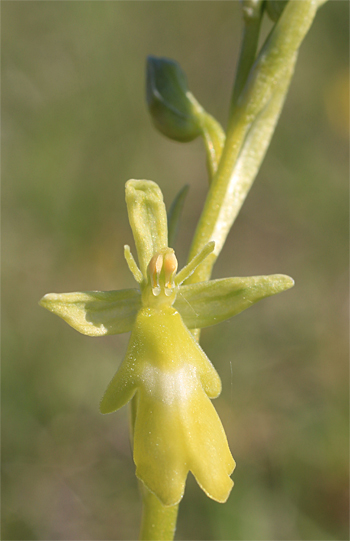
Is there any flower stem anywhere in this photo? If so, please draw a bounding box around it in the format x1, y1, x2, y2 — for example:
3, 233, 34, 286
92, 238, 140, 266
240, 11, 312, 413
140, 486, 179, 541
230, 1, 263, 115
186, 0, 322, 285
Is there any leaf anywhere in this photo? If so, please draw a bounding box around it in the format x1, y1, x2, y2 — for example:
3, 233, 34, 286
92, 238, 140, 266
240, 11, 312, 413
175, 274, 294, 329
39, 288, 142, 336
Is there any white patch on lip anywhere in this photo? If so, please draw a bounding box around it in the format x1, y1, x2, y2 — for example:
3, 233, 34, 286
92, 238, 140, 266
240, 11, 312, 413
141, 364, 198, 405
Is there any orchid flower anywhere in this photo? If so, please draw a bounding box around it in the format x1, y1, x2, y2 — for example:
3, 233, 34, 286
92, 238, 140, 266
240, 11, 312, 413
40, 179, 294, 506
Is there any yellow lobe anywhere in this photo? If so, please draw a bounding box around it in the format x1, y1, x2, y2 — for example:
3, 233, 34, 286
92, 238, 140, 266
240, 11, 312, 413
102, 304, 235, 506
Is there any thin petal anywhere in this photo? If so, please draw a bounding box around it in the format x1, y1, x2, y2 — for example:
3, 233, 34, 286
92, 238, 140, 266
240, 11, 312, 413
124, 245, 143, 284
39, 289, 141, 336
175, 274, 294, 329
175, 242, 215, 286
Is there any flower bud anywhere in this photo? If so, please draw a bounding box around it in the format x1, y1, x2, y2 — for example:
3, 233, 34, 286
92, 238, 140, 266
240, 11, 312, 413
146, 56, 202, 142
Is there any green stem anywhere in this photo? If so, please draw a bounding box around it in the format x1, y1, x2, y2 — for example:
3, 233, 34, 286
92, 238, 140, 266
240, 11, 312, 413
140, 486, 179, 541
230, 2, 263, 115
186, 0, 321, 285
189, 54, 297, 344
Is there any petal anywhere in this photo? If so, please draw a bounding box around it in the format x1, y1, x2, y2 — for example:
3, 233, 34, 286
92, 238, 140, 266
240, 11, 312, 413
39, 289, 141, 336
175, 242, 215, 286
175, 274, 294, 329
126, 180, 168, 279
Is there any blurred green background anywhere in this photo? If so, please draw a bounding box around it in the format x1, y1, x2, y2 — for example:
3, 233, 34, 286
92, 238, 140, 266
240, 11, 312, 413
2, 2, 349, 540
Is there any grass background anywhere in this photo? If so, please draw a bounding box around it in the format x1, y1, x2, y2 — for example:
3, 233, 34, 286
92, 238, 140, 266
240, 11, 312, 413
2, 1, 349, 540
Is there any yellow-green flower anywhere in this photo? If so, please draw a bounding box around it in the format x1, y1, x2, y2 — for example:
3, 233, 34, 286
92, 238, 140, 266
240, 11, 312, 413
40, 179, 294, 506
